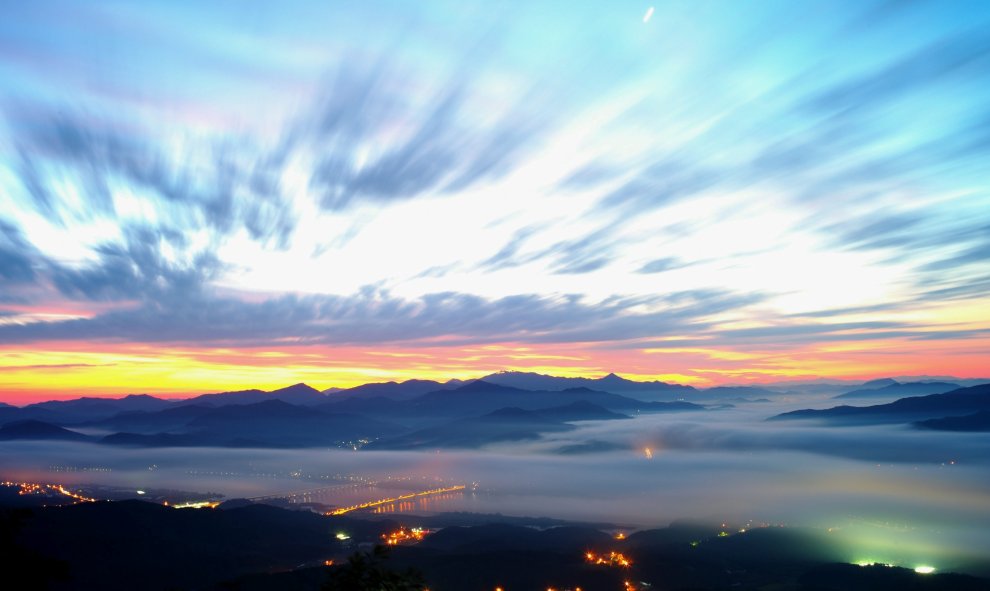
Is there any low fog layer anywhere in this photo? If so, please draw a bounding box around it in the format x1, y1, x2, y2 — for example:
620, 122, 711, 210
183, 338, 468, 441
2, 398, 988, 576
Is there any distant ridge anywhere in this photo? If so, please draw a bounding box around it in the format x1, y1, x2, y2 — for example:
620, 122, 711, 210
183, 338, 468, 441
0, 419, 91, 441
366, 405, 577, 450
861, 377, 899, 388
915, 410, 990, 432
180, 383, 326, 407
329, 379, 459, 401
479, 371, 696, 401
835, 380, 959, 400
773, 383, 990, 423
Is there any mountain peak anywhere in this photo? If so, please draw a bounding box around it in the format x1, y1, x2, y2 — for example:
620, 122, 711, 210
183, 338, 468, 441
862, 378, 898, 388
456, 379, 500, 392
271, 383, 319, 394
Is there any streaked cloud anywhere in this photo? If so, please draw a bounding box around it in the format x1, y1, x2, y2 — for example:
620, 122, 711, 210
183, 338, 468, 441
0, 0, 988, 397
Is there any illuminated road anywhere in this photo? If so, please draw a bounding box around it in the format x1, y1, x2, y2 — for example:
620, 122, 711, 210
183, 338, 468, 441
2, 480, 98, 504
327, 485, 466, 515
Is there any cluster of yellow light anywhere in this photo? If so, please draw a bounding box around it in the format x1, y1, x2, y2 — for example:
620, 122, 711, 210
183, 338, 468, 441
585, 550, 632, 568
170, 500, 220, 509
643, 447, 653, 459
382, 527, 429, 545
4, 480, 97, 504
326, 485, 465, 516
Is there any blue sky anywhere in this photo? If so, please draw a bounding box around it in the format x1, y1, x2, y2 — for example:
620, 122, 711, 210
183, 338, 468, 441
1, 0, 989, 398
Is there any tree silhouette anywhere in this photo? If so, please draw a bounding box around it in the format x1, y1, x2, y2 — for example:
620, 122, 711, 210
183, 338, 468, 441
322, 544, 427, 591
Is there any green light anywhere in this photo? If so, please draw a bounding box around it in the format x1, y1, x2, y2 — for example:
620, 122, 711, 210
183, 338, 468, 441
914, 566, 935, 574
335, 532, 350, 541
853, 561, 893, 568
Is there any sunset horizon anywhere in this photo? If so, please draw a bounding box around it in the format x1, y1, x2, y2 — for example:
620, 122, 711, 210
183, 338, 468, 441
2, 361, 990, 405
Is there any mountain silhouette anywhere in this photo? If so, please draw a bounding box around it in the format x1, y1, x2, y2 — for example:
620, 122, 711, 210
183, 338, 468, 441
329, 379, 458, 401
480, 371, 696, 400
835, 381, 959, 400
773, 383, 990, 423
180, 383, 326, 407
915, 410, 990, 431
367, 406, 576, 450
0, 419, 92, 441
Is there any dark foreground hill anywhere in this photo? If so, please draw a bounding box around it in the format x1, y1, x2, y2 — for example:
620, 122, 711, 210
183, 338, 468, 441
238, 519, 990, 591
2, 498, 410, 591
4, 498, 988, 591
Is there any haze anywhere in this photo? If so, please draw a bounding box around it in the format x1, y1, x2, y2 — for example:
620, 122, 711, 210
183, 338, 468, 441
3, 389, 989, 576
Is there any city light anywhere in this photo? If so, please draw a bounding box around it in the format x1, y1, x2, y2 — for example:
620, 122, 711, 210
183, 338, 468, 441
382, 527, 429, 545
171, 500, 220, 509
585, 550, 632, 568
4, 480, 98, 504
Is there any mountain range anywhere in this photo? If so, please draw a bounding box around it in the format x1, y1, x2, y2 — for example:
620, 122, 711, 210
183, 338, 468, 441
2, 372, 988, 449
0, 376, 703, 450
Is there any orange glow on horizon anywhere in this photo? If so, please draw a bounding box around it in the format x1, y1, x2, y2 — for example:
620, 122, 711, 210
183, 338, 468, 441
0, 335, 988, 404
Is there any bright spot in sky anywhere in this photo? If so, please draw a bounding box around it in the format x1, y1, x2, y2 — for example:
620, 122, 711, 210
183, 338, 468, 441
643, 6, 654, 23
914, 566, 936, 574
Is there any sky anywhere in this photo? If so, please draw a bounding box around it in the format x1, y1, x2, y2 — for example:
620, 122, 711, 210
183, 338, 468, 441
1, 0, 989, 402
